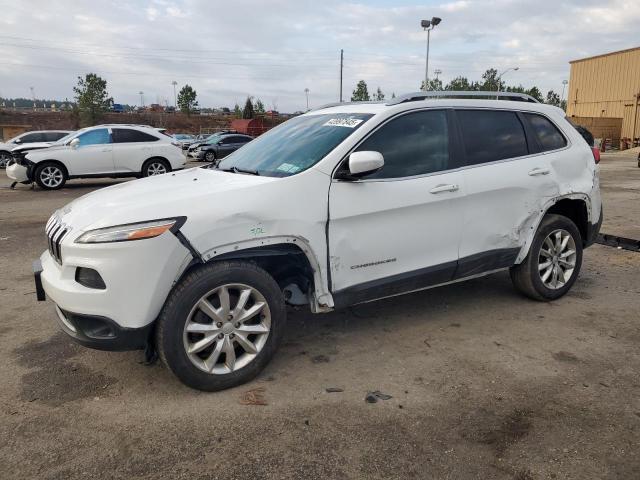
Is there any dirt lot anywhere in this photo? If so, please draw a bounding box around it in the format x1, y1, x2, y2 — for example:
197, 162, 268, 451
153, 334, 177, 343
1, 155, 639, 480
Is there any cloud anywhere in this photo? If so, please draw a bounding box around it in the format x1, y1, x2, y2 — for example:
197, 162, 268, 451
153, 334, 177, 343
0, 0, 638, 111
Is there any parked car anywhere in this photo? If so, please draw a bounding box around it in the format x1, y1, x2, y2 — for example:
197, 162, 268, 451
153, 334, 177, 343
110, 104, 126, 113
193, 133, 253, 162
0, 130, 71, 168
34, 92, 602, 391
172, 133, 194, 150
186, 131, 237, 157
7, 124, 185, 189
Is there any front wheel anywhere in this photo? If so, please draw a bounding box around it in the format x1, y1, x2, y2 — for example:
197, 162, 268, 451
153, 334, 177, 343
0, 151, 11, 168
204, 151, 216, 163
510, 214, 583, 301
156, 261, 287, 391
35, 163, 66, 190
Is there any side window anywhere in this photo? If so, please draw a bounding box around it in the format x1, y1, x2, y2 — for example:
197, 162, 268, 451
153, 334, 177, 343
19, 132, 43, 143
457, 110, 528, 165
237, 136, 252, 143
44, 132, 66, 141
221, 137, 236, 145
112, 128, 159, 143
77, 128, 111, 147
354, 110, 450, 179
523, 113, 567, 151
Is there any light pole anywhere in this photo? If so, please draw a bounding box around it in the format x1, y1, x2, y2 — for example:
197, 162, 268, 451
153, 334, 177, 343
304, 88, 310, 111
139, 91, 145, 108
496, 67, 519, 99
171, 81, 178, 109
420, 17, 442, 91
561, 79, 568, 103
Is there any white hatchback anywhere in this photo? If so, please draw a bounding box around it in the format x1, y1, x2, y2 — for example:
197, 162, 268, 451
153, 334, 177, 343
8, 124, 185, 189
34, 92, 603, 391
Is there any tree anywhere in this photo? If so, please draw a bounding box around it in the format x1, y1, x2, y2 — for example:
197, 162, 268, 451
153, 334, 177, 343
242, 96, 254, 119
391, 92, 396, 99
545, 90, 561, 107
233, 103, 242, 118
372, 87, 385, 101
73, 73, 112, 126
254, 98, 265, 115
445, 76, 472, 91
480, 68, 503, 92
421, 78, 443, 91
177, 85, 198, 114
525, 86, 544, 103
351, 80, 370, 101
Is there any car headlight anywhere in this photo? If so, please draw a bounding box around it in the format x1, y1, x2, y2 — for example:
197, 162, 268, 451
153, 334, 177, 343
75, 217, 186, 244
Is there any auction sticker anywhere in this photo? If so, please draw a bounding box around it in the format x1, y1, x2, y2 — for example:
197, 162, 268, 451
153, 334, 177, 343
323, 118, 364, 128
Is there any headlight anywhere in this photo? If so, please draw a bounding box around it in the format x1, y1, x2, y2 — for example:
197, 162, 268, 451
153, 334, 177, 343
75, 217, 186, 244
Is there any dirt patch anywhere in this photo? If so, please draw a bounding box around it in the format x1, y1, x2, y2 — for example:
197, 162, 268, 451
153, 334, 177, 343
464, 408, 534, 456
14, 333, 116, 406
552, 351, 579, 363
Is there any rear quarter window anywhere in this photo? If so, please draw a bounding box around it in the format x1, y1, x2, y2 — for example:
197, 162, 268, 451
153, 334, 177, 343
523, 113, 567, 151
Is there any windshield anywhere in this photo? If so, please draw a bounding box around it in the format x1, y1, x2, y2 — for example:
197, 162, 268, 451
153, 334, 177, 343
217, 113, 373, 177
204, 134, 224, 144
174, 134, 192, 140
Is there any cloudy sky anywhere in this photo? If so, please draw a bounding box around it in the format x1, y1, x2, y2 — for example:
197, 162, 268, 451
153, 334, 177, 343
0, 0, 638, 112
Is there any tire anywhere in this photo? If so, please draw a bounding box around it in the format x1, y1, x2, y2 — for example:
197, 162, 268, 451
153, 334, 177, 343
204, 151, 216, 163
156, 260, 287, 391
510, 214, 583, 301
0, 151, 11, 169
34, 162, 66, 190
142, 158, 170, 177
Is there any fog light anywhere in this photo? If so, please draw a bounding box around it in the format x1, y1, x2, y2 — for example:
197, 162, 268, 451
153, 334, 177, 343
75, 267, 106, 289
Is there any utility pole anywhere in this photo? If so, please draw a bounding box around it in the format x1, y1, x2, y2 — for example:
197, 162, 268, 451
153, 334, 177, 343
339, 49, 344, 103
304, 88, 310, 111
172, 81, 178, 108
139, 91, 145, 108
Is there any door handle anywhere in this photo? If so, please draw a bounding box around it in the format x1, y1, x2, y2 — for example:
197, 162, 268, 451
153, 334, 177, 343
528, 167, 550, 176
429, 184, 459, 194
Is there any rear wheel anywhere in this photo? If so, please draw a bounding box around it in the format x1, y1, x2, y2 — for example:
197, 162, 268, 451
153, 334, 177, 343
142, 158, 170, 177
156, 261, 286, 391
510, 214, 583, 301
35, 162, 66, 190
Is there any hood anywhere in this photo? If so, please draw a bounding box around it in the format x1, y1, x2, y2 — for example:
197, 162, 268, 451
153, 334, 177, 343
53, 167, 278, 233
11, 142, 52, 153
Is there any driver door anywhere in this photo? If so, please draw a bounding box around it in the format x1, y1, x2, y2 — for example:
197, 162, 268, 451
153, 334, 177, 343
328, 109, 465, 306
65, 128, 114, 175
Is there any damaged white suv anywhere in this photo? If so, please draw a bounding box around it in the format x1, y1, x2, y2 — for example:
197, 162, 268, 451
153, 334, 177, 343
34, 92, 603, 391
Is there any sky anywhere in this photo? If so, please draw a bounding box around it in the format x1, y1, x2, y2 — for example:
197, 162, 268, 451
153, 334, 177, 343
0, 0, 638, 112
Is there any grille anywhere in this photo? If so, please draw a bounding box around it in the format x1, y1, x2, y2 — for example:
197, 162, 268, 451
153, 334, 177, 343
45, 216, 69, 264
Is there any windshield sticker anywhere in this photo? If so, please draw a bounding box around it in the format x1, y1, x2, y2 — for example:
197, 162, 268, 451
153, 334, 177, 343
276, 163, 300, 173
323, 118, 364, 128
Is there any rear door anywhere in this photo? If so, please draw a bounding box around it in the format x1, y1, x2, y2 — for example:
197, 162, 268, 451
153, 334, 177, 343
111, 128, 160, 172
328, 109, 465, 305
217, 136, 241, 158
454, 109, 560, 276
64, 128, 114, 175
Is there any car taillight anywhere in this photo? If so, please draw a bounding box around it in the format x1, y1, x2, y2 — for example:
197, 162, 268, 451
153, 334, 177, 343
591, 147, 600, 164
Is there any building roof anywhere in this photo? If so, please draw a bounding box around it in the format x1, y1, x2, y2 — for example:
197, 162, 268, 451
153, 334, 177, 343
570, 46, 640, 64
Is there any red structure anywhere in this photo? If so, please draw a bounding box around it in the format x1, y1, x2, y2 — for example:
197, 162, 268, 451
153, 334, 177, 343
230, 118, 268, 136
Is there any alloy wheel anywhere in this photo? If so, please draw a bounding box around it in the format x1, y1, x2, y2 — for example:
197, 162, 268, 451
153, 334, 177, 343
40, 166, 64, 188
183, 284, 271, 374
538, 228, 576, 289
0, 153, 11, 168
147, 162, 167, 175
205, 152, 215, 162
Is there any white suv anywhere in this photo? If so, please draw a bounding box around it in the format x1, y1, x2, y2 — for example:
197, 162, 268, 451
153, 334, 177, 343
7, 124, 185, 189
34, 92, 603, 391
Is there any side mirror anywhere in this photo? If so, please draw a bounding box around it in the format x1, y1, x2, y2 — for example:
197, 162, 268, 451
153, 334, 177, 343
14, 138, 21, 144
217, 140, 223, 145
340, 151, 384, 179
70, 138, 80, 149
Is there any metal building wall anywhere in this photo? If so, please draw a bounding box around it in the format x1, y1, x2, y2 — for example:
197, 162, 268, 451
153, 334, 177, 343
566, 47, 640, 140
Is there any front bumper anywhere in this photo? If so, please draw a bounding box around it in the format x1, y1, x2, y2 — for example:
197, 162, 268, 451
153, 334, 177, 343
39, 229, 191, 331
6, 163, 29, 183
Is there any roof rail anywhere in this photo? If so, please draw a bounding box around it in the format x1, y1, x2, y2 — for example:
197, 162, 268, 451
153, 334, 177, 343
386, 91, 540, 105
312, 100, 383, 111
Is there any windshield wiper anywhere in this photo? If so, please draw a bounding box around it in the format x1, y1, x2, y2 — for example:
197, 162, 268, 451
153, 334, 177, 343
219, 166, 260, 176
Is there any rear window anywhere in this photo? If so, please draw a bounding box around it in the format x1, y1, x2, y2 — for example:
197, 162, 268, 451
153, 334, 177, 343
112, 129, 160, 143
523, 113, 567, 151
457, 110, 528, 165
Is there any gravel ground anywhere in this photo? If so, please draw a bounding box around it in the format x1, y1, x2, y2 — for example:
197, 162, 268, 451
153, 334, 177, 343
0, 155, 639, 480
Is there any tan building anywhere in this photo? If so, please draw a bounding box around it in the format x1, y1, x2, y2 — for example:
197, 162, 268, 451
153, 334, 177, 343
566, 46, 640, 144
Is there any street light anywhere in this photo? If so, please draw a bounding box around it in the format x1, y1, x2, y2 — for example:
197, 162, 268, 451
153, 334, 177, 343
561, 79, 568, 103
304, 88, 310, 111
171, 81, 178, 109
496, 67, 519, 99
138, 91, 145, 107
420, 16, 442, 91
